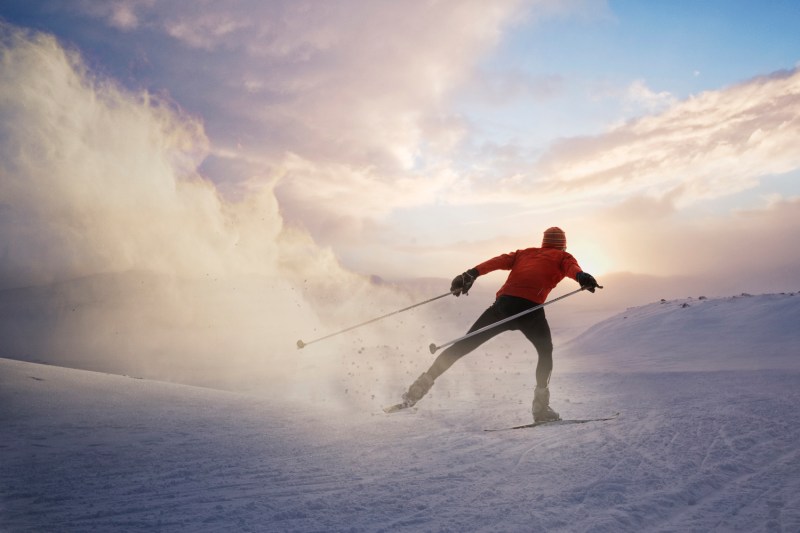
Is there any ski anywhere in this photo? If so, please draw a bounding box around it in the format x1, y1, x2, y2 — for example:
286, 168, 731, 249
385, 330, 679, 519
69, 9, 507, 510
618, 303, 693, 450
484, 412, 619, 432
383, 402, 416, 414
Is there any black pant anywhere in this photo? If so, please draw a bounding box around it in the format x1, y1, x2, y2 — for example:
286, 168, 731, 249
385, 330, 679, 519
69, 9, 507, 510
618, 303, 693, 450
426, 295, 554, 388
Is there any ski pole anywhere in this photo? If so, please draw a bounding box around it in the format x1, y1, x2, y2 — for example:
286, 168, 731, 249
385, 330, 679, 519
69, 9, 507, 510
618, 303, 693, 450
297, 290, 455, 349
428, 285, 601, 354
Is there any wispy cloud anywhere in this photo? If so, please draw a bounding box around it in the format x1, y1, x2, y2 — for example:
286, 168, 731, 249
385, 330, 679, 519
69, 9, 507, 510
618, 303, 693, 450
467, 68, 800, 211
76, 0, 155, 30
625, 79, 676, 112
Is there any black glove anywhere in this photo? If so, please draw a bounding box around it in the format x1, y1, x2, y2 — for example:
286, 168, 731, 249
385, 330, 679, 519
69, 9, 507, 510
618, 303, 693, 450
450, 268, 479, 297
576, 271, 599, 293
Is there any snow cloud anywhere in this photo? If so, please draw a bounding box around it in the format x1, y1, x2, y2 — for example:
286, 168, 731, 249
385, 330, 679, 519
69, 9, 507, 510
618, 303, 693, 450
0, 24, 435, 401
0, 23, 262, 285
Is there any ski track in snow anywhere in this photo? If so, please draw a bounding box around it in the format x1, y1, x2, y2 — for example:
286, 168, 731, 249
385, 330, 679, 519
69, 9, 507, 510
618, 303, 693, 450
2, 293, 800, 532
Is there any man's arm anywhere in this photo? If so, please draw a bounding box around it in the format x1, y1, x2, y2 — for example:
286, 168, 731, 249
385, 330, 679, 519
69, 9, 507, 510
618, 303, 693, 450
450, 250, 517, 297
474, 251, 518, 276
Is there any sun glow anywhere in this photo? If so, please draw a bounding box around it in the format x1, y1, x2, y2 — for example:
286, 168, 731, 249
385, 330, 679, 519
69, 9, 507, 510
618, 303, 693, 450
569, 239, 614, 277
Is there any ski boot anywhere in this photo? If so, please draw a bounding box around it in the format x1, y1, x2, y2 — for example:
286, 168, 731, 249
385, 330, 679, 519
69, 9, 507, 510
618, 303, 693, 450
400, 372, 435, 408
532, 386, 561, 422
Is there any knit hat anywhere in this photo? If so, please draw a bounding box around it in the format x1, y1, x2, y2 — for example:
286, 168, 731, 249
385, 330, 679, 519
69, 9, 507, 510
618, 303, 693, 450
542, 227, 567, 249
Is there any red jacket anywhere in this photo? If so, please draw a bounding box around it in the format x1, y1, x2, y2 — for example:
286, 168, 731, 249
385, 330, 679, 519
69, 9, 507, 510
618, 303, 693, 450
474, 247, 583, 304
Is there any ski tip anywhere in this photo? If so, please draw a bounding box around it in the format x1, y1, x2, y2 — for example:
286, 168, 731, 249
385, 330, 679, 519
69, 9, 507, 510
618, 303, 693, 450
383, 403, 414, 414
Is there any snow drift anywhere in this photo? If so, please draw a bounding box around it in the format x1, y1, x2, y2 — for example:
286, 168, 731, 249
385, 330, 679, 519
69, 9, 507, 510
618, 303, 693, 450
563, 292, 800, 372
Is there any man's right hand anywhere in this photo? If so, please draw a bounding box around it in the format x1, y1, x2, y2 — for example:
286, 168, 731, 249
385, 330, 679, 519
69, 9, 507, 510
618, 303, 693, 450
450, 268, 478, 297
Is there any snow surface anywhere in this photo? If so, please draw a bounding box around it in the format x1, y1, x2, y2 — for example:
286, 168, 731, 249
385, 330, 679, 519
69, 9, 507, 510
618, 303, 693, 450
2, 292, 800, 532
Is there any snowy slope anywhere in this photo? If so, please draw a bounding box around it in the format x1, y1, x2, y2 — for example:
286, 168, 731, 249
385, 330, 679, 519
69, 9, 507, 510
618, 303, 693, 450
2, 293, 800, 532
563, 292, 800, 372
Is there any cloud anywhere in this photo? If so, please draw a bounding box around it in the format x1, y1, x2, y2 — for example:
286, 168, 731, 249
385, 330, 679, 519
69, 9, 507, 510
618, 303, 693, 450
625, 79, 676, 112
41, 0, 530, 257
67, 0, 525, 170
462, 68, 800, 212
75, 0, 156, 30
273, 155, 458, 245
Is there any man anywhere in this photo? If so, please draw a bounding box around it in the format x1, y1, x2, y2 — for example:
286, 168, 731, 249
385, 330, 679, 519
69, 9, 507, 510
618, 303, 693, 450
397, 227, 599, 421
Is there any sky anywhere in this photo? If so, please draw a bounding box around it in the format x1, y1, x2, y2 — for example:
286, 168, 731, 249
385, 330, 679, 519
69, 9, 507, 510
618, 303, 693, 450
1, 0, 800, 298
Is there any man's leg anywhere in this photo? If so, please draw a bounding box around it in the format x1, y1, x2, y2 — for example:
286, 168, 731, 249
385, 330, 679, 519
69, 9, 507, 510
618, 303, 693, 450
402, 301, 510, 407
520, 309, 559, 421
519, 308, 554, 387
427, 302, 509, 380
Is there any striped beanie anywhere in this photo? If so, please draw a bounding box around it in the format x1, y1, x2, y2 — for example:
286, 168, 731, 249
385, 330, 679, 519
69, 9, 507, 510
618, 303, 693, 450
542, 227, 567, 249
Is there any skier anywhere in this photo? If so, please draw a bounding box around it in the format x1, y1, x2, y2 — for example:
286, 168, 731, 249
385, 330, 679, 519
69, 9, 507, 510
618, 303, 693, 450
397, 227, 599, 421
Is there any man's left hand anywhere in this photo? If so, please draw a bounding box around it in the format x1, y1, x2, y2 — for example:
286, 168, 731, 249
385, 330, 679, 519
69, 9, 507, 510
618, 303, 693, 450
576, 271, 599, 293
